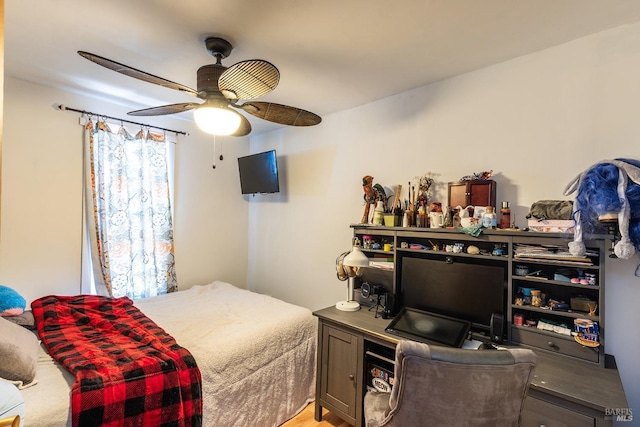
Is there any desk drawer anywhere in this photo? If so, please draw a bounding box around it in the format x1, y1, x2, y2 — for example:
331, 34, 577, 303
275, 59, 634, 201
522, 397, 595, 427
511, 327, 599, 363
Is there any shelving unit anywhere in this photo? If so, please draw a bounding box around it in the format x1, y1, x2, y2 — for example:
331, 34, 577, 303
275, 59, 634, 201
350, 228, 396, 307
509, 235, 605, 365
350, 225, 608, 366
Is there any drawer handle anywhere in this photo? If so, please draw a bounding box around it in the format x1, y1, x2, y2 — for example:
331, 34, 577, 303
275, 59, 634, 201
349, 374, 355, 381
547, 341, 556, 348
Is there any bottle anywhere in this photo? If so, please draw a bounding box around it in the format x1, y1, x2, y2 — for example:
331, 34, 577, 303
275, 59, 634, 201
499, 201, 511, 229
373, 201, 384, 225
482, 206, 497, 229
416, 203, 427, 227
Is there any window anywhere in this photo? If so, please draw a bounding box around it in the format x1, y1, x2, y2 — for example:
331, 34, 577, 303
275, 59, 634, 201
80, 120, 177, 299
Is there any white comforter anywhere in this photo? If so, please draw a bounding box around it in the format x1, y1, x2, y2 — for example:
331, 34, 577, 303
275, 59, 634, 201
21, 281, 318, 427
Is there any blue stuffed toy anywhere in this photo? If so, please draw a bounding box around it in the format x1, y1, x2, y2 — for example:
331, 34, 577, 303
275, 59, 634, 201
564, 158, 640, 259
0, 285, 27, 316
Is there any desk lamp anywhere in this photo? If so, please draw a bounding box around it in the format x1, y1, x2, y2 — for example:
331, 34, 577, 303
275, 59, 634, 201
336, 242, 369, 311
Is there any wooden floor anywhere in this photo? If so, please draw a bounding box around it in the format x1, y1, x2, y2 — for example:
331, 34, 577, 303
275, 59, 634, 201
280, 401, 351, 427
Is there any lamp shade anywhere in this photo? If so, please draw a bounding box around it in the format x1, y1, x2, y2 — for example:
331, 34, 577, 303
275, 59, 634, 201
194, 101, 242, 135
335, 245, 369, 312
343, 246, 370, 268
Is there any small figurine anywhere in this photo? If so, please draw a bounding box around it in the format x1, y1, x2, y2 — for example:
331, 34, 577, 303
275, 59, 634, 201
361, 176, 388, 224
373, 183, 387, 210
460, 170, 493, 181
414, 172, 436, 206
361, 175, 376, 223
515, 288, 524, 306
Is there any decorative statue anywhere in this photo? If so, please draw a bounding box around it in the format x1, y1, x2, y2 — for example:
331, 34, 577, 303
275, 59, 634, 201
414, 172, 436, 208
361, 175, 376, 223
460, 170, 493, 181
361, 175, 388, 223
373, 183, 387, 209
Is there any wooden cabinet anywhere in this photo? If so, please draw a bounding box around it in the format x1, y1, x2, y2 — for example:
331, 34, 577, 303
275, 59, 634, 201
448, 179, 496, 209
313, 307, 627, 427
316, 323, 363, 425
522, 396, 595, 427
326, 227, 625, 426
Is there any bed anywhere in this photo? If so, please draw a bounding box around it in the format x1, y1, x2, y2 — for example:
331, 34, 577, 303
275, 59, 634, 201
17, 281, 317, 426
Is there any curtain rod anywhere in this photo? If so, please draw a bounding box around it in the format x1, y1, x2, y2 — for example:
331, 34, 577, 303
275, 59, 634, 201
56, 104, 189, 136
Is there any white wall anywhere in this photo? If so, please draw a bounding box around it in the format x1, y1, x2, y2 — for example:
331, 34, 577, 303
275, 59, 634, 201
0, 76, 251, 304
249, 23, 640, 417
1, 19, 638, 419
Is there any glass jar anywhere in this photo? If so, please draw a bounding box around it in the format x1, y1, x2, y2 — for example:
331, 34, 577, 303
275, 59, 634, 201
482, 206, 497, 229
531, 289, 542, 307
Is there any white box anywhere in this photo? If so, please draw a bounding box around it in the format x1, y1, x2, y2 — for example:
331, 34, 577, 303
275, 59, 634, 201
527, 219, 575, 233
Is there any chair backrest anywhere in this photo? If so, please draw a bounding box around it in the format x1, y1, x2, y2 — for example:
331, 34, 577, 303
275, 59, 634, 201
385, 340, 537, 427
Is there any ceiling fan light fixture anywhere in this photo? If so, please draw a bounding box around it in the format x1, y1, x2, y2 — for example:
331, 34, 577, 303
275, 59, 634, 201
79, 36, 321, 137
194, 101, 242, 136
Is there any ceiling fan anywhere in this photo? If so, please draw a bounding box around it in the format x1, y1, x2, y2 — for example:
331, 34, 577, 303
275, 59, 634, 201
78, 36, 322, 136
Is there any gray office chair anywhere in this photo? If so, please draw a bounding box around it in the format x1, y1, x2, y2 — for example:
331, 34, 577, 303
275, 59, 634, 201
364, 340, 537, 427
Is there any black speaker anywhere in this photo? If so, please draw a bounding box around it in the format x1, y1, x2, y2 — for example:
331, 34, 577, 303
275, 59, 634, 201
490, 313, 504, 344
361, 282, 385, 300
381, 293, 395, 319
361, 282, 372, 298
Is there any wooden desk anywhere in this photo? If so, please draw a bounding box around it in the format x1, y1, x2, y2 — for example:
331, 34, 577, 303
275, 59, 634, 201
314, 306, 628, 427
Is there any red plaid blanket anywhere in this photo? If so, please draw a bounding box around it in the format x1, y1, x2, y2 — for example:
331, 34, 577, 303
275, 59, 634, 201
32, 295, 202, 427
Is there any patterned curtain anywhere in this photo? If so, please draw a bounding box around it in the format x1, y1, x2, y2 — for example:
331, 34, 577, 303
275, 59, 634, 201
84, 119, 177, 299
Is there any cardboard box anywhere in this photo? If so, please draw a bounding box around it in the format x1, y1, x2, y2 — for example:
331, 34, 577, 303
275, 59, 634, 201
527, 219, 575, 233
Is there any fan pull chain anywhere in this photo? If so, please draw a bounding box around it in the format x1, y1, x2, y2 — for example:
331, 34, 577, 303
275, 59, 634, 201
212, 135, 217, 169
212, 136, 224, 169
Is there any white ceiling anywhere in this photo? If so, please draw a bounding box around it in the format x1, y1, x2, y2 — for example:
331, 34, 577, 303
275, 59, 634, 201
6, 0, 640, 134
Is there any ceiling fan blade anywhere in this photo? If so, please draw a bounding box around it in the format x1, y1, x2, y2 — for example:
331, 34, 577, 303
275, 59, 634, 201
239, 102, 322, 126
219, 60, 280, 100
231, 114, 252, 137
78, 51, 199, 97
127, 103, 200, 116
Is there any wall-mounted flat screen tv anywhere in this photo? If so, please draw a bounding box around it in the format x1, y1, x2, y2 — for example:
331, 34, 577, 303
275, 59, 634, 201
237, 150, 280, 195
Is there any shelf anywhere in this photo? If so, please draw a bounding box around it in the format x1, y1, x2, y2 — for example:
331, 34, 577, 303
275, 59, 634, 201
366, 266, 394, 272
352, 227, 395, 237
513, 257, 597, 268
511, 276, 600, 290
395, 247, 508, 262
511, 324, 576, 341
362, 249, 393, 255
511, 304, 599, 321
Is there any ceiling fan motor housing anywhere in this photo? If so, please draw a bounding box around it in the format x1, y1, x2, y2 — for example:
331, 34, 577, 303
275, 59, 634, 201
197, 64, 227, 97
